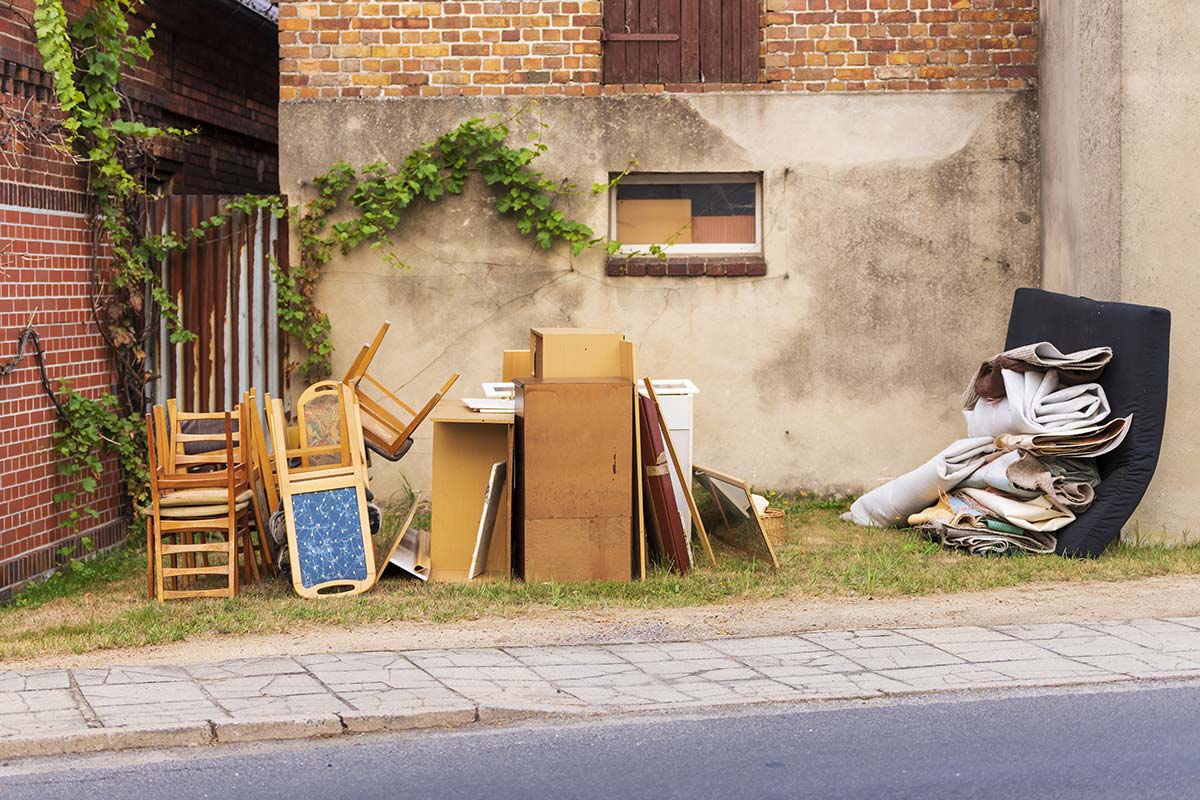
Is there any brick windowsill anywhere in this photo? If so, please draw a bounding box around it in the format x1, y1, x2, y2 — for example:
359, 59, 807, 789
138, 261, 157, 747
606, 256, 767, 278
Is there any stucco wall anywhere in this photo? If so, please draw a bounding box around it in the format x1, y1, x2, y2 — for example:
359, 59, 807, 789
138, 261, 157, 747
279, 91, 1039, 503
1040, 0, 1199, 542
1120, 1, 1200, 540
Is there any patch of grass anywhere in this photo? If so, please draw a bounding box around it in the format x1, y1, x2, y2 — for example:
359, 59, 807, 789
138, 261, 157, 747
4, 503, 1200, 663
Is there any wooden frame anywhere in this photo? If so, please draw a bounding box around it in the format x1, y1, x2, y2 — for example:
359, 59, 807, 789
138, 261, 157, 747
342, 322, 461, 460
692, 464, 779, 570
268, 387, 377, 598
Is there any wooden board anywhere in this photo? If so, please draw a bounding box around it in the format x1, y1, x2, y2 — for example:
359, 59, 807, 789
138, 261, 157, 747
469, 461, 507, 580
502, 350, 532, 382
530, 328, 627, 379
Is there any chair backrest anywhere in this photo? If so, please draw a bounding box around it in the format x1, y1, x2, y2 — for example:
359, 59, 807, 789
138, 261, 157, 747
1004, 287, 1171, 556
296, 381, 350, 468
166, 398, 246, 472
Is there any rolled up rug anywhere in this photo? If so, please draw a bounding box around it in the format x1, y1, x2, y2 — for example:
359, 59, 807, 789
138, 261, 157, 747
963, 369, 1110, 437
924, 521, 1057, 556
1006, 452, 1097, 513
845, 437, 997, 527
958, 449, 1040, 498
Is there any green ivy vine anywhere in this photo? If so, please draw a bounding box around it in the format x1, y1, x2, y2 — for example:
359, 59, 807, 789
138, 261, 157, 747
293, 115, 611, 381
28, 0, 285, 536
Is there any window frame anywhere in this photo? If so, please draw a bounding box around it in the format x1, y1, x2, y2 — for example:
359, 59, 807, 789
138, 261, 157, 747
609, 172, 763, 257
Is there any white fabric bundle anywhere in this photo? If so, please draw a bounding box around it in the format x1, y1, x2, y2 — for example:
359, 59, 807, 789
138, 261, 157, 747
963, 369, 1110, 437
957, 450, 1039, 498
846, 437, 997, 528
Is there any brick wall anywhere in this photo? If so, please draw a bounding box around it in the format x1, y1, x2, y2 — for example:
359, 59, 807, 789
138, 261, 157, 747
0, 0, 279, 601
278, 0, 1038, 99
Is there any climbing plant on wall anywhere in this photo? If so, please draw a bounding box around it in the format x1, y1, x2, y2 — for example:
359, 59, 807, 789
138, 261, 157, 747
26, 0, 284, 533
292, 115, 617, 382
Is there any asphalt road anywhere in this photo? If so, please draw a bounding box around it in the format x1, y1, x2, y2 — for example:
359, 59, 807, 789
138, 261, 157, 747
4, 683, 1200, 800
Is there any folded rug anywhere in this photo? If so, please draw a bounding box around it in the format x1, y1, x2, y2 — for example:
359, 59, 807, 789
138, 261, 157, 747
963, 342, 1113, 410
996, 415, 1133, 459
923, 522, 1057, 556
958, 450, 1040, 498
963, 369, 1110, 437
957, 487, 1077, 533
846, 437, 997, 527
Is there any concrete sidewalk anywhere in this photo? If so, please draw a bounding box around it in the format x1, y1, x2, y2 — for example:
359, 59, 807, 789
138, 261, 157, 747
6, 616, 1200, 759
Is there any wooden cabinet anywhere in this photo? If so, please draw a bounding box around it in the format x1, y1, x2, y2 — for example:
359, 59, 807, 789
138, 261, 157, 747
514, 378, 633, 582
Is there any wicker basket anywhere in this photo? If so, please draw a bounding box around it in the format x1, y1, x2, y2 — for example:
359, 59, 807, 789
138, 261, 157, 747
760, 507, 787, 550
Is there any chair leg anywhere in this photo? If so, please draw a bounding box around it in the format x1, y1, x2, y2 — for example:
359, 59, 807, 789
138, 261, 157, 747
154, 523, 166, 604
146, 518, 155, 601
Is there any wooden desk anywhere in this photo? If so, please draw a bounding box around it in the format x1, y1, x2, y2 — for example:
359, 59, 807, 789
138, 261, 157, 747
429, 399, 514, 582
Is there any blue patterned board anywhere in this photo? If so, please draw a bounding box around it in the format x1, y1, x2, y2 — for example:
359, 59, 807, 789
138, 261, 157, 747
291, 487, 368, 589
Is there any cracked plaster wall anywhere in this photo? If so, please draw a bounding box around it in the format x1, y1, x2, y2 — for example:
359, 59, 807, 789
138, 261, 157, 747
279, 91, 1039, 500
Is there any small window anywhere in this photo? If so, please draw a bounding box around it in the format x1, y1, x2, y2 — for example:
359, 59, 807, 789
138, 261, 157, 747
611, 173, 761, 256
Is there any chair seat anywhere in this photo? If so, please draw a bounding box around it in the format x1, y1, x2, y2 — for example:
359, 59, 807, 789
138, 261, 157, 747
157, 499, 252, 519
160, 488, 253, 508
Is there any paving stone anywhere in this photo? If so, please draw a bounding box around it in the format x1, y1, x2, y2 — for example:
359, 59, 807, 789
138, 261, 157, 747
0, 709, 91, 738
339, 687, 472, 714
970, 657, 1110, 681
0, 671, 71, 693
184, 657, 305, 680
838, 644, 964, 671
897, 626, 1017, 645
705, 635, 828, 658
877, 663, 1013, 690
923, 638, 1055, 663
405, 648, 521, 669
1073, 651, 1200, 678
1083, 619, 1200, 654
73, 666, 190, 686
531, 663, 644, 682
505, 646, 627, 667
201, 672, 330, 699
637, 657, 746, 677
0, 688, 78, 715
1164, 616, 1200, 631
1033, 633, 1152, 658
992, 622, 1095, 641
751, 651, 863, 675
220, 693, 351, 719
79, 680, 208, 707
91, 700, 224, 728
607, 642, 726, 663
803, 630, 924, 651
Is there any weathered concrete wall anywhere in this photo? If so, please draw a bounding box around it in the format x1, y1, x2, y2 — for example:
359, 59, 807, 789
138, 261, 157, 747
1039, 0, 1122, 299
279, 92, 1039, 503
1041, 0, 1200, 542
1119, 1, 1200, 540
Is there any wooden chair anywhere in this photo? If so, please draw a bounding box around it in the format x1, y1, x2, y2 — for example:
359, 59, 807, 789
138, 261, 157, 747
165, 398, 271, 580
146, 408, 253, 601
341, 321, 460, 461
242, 389, 279, 576
268, 384, 377, 598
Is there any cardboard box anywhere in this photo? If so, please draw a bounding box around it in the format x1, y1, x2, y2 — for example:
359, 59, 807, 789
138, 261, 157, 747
515, 378, 633, 582
530, 328, 626, 379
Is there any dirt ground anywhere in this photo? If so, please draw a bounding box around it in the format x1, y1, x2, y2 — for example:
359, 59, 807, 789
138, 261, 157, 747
15, 574, 1200, 670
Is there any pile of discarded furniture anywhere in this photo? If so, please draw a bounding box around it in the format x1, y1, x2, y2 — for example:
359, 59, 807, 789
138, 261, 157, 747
145, 324, 781, 601
845, 289, 1171, 558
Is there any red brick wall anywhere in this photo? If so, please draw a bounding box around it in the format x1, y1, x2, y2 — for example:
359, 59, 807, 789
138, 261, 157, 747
0, 0, 279, 600
278, 0, 1038, 98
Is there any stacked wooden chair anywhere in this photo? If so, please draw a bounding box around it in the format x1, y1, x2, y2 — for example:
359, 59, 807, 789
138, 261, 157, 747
145, 398, 275, 601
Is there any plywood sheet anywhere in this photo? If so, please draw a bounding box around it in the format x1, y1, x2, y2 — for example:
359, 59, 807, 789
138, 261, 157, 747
616, 199, 694, 244
523, 516, 632, 583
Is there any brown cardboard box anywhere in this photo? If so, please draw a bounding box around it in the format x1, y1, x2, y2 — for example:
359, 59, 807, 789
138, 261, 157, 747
529, 328, 626, 379
515, 378, 633, 582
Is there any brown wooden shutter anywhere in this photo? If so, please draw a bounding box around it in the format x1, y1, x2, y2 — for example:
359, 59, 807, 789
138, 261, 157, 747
603, 0, 757, 85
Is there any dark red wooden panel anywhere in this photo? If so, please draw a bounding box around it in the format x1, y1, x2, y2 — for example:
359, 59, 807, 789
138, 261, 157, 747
659, 0, 681, 83
681, 0, 700, 82
699, 0, 721, 82
721, 0, 738, 82
603, 0, 627, 84
639, 0, 659, 82
739, 0, 758, 82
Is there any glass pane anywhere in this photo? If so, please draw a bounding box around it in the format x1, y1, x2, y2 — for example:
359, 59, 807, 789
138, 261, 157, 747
615, 180, 757, 245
